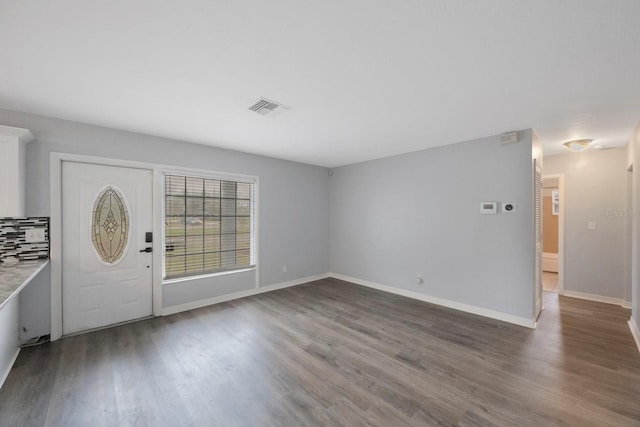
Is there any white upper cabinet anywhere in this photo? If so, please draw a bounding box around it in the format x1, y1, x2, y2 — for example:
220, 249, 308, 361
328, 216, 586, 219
0, 125, 34, 217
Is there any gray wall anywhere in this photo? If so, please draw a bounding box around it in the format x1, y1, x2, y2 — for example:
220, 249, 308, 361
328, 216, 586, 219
0, 108, 330, 331
19, 263, 50, 340
544, 148, 628, 300
330, 130, 536, 319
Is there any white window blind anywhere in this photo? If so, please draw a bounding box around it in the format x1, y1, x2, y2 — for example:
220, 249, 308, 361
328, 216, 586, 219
164, 174, 256, 280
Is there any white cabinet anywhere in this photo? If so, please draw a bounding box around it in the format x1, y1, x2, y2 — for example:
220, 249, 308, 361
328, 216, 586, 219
0, 126, 34, 217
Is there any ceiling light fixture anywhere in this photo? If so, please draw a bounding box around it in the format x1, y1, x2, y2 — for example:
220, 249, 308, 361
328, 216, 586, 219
563, 139, 593, 152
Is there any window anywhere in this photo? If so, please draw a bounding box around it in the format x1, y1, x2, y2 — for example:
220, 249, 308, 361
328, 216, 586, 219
163, 174, 256, 280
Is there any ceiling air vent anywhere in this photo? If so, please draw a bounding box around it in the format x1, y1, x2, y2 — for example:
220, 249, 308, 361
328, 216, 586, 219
500, 132, 519, 145
248, 98, 291, 117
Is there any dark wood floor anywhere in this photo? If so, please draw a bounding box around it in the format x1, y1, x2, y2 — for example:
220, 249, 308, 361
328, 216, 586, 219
1, 278, 639, 426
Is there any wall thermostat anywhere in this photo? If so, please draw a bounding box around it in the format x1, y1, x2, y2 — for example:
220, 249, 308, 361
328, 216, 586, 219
502, 202, 516, 212
480, 202, 498, 214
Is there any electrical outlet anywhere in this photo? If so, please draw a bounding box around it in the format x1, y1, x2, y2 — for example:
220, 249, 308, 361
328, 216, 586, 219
282, 265, 287, 273
25, 228, 45, 243
416, 275, 424, 285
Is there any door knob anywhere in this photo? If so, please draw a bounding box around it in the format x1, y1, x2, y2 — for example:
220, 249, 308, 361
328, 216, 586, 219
139, 247, 153, 253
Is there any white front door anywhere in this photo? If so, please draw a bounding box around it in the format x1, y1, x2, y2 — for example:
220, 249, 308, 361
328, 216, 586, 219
62, 161, 153, 335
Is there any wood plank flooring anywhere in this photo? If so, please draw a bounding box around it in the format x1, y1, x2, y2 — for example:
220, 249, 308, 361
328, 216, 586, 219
1, 278, 639, 426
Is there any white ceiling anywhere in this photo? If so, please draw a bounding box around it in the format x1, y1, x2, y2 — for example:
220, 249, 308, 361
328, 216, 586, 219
1, 1, 639, 167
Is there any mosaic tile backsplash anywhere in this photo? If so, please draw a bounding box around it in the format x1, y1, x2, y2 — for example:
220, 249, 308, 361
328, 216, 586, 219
0, 217, 50, 263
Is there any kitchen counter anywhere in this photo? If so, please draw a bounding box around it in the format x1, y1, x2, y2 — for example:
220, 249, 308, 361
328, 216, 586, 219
0, 259, 49, 310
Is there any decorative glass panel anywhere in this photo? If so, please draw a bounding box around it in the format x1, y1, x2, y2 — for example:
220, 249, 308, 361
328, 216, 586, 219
92, 186, 130, 264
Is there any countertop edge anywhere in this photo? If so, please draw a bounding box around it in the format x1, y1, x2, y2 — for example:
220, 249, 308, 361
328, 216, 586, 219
0, 260, 49, 311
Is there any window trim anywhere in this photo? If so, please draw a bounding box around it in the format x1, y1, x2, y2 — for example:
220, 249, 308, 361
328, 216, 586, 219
160, 168, 259, 284
163, 267, 256, 285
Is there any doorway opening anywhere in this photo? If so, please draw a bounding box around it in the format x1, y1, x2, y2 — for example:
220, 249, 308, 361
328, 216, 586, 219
542, 175, 564, 293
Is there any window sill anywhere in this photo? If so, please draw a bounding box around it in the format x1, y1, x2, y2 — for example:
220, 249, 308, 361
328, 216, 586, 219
163, 267, 256, 285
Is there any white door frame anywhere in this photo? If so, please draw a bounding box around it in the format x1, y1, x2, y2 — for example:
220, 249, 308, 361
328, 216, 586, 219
626, 164, 633, 308
50, 153, 163, 341
542, 173, 565, 294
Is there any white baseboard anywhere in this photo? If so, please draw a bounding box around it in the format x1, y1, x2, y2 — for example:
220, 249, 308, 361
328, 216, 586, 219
329, 273, 536, 329
162, 273, 330, 316
561, 290, 630, 308
0, 348, 20, 391
629, 317, 640, 355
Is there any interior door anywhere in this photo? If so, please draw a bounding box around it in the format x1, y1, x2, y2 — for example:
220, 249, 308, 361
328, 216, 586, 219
62, 161, 153, 335
534, 161, 543, 317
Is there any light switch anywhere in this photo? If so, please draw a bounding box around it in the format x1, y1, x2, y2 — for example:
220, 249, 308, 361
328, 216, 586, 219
480, 202, 498, 214
588, 221, 597, 230
25, 228, 45, 243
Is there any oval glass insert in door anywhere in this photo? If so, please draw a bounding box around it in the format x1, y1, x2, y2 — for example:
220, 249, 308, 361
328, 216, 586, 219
91, 186, 130, 264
